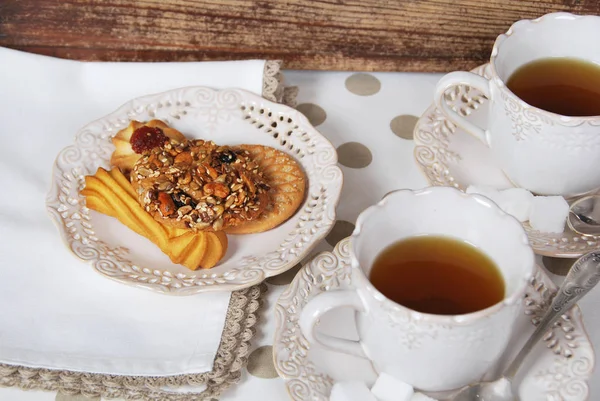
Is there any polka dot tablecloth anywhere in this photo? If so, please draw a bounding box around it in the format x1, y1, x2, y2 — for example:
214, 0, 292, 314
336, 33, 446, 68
4, 71, 600, 401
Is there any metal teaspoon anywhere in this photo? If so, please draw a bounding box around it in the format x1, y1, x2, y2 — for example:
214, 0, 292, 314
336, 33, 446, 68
568, 195, 600, 236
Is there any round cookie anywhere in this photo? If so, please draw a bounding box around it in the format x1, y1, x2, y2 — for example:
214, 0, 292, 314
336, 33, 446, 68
131, 139, 271, 232
225, 145, 306, 234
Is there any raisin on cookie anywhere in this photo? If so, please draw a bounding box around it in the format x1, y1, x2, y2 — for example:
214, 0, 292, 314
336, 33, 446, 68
110, 120, 186, 175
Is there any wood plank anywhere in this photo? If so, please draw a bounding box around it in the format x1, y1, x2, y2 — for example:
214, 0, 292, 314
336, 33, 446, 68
1, 0, 599, 71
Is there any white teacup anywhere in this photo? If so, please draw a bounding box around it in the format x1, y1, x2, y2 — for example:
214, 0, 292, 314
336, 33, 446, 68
299, 187, 534, 392
434, 12, 600, 197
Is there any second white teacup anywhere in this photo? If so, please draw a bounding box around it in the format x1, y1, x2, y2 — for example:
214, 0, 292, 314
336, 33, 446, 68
434, 12, 600, 197
300, 187, 534, 392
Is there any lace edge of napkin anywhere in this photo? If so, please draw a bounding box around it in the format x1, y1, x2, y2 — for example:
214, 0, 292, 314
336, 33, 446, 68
283, 86, 299, 108
262, 60, 284, 103
0, 283, 268, 400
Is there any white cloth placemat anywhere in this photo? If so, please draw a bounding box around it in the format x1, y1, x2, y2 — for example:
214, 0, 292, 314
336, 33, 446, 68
0, 47, 268, 376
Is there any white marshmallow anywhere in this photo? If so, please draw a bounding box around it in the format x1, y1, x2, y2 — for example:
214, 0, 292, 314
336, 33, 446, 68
411, 393, 438, 401
529, 196, 569, 234
496, 188, 535, 222
466, 185, 502, 205
370, 372, 414, 401
330, 381, 376, 401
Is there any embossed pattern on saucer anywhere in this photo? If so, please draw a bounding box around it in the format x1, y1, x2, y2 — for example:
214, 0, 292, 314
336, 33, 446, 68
413, 64, 600, 258
273, 237, 595, 401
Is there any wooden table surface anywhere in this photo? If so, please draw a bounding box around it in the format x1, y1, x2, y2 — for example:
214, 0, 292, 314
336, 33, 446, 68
1, 0, 599, 72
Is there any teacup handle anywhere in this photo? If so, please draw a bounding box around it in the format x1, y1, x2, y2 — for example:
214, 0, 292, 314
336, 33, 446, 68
433, 71, 492, 146
299, 290, 368, 359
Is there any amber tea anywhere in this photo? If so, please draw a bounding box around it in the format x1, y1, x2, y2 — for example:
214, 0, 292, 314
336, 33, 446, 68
506, 58, 600, 116
369, 236, 505, 315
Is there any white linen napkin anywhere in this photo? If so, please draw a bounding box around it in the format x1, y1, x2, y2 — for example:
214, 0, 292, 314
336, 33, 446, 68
0, 47, 269, 376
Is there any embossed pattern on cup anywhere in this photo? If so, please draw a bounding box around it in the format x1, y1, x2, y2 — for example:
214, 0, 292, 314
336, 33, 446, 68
349, 187, 534, 391
299, 187, 535, 392
434, 13, 600, 197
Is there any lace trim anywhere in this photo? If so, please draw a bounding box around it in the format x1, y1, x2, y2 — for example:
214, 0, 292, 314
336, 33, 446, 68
0, 284, 267, 400
282, 86, 299, 108
262, 60, 284, 103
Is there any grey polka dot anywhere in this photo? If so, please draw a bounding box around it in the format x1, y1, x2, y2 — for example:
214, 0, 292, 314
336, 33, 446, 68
390, 114, 419, 140
297, 103, 327, 126
542, 256, 574, 277
345, 73, 381, 96
266, 263, 303, 285
247, 346, 279, 378
56, 393, 100, 401
326, 220, 356, 247
337, 142, 372, 168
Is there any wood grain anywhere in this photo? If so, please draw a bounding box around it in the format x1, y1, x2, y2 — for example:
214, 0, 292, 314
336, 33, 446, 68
1, 0, 599, 71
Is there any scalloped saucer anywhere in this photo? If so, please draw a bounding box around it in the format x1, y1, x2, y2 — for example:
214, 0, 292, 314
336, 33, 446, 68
273, 237, 595, 401
46, 87, 342, 295
413, 64, 599, 258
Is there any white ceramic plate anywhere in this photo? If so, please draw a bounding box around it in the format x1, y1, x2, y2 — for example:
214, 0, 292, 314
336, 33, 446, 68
273, 237, 595, 401
413, 64, 600, 258
46, 87, 342, 295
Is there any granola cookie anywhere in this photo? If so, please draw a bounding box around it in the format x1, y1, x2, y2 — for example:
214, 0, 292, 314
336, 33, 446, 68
110, 120, 187, 175
131, 138, 271, 231
225, 145, 306, 234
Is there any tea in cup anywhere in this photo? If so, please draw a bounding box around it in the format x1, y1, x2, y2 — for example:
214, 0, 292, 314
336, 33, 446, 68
300, 187, 534, 392
434, 12, 600, 197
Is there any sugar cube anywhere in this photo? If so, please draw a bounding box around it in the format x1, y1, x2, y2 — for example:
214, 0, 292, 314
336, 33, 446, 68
529, 196, 569, 234
370, 372, 414, 401
411, 393, 438, 401
466, 185, 502, 205
496, 188, 535, 222
330, 381, 376, 401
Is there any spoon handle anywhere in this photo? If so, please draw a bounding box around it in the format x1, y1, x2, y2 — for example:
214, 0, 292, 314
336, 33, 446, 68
570, 210, 597, 226
504, 251, 600, 380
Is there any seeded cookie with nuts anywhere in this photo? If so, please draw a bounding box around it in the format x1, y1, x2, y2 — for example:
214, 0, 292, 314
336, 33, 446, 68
131, 137, 271, 231
110, 120, 187, 175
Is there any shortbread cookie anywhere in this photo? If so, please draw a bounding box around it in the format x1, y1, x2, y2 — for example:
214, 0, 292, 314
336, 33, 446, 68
225, 145, 306, 234
110, 120, 186, 174
131, 139, 271, 231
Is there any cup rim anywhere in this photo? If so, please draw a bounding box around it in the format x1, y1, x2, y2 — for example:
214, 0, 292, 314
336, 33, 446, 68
489, 12, 600, 121
349, 187, 535, 325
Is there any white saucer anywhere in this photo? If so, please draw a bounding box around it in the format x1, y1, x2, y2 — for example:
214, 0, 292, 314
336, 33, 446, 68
273, 237, 595, 401
413, 64, 599, 258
